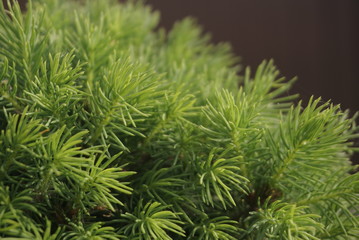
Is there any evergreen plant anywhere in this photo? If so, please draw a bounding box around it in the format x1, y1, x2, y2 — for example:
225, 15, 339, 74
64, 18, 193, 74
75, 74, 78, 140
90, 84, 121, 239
0, 0, 358, 239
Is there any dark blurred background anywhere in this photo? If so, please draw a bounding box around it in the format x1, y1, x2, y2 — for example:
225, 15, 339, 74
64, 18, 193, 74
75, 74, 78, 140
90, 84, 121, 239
7, 0, 359, 162
147, 0, 359, 114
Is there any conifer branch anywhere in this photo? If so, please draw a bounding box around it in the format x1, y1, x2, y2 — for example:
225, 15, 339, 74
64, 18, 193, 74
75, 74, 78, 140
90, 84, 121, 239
0, 0, 357, 239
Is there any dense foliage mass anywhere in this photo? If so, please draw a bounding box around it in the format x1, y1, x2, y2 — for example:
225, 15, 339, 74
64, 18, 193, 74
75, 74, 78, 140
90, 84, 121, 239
0, 0, 358, 239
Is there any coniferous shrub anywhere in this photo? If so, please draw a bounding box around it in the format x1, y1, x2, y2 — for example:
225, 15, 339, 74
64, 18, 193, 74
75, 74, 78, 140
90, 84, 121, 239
0, 0, 358, 239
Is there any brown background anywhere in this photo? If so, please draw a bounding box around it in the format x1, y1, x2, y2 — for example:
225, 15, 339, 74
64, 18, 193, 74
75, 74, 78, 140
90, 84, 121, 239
7, 0, 359, 162
147, 0, 359, 113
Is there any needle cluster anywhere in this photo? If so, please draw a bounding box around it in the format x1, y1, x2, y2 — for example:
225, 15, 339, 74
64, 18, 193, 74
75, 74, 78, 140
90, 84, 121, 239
0, 0, 358, 239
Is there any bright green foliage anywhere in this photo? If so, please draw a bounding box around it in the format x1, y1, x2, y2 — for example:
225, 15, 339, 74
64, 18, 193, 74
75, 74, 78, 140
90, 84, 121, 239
189, 216, 240, 240
63, 221, 122, 240
246, 200, 324, 240
0, 0, 358, 239
119, 201, 185, 239
197, 148, 249, 208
